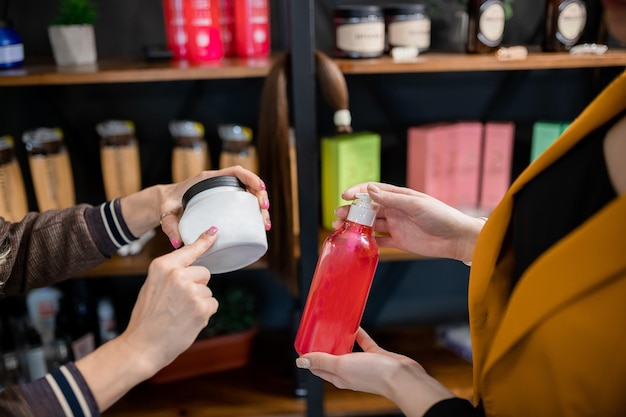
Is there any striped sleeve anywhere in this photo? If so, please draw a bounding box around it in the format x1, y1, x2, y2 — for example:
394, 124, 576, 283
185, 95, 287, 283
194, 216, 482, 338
17, 363, 100, 417
84, 198, 138, 257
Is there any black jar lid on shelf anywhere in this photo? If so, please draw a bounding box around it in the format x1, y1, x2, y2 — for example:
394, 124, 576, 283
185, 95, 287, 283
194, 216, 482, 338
334, 5, 383, 19
383, 4, 427, 15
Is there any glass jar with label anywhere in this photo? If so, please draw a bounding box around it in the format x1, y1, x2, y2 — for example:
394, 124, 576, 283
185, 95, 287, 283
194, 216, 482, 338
383, 4, 431, 54
218, 124, 257, 173
543, 0, 587, 52
170, 120, 210, 183
334, 5, 385, 59
0, 135, 28, 222
22, 128, 75, 211
467, 0, 506, 53
96, 120, 142, 200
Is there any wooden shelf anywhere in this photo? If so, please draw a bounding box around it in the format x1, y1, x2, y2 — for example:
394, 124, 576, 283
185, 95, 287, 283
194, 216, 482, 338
334, 50, 626, 74
103, 326, 473, 417
0, 56, 273, 87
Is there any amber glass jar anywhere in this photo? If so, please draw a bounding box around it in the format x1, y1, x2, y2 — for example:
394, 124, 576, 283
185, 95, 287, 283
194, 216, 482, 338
543, 0, 587, 52
467, 0, 506, 53
334, 5, 385, 58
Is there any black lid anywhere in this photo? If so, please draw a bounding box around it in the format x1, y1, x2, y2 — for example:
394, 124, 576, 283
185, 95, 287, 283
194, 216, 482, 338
334, 5, 383, 19
182, 175, 245, 209
383, 4, 427, 15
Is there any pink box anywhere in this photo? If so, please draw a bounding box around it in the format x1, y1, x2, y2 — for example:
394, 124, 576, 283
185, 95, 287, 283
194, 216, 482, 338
479, 122, 515, 214
407, 123, 452, 203
448, 122, 483, 213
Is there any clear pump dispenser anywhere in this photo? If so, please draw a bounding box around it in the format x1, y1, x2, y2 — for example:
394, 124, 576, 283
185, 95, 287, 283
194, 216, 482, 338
295, 193, 379, 355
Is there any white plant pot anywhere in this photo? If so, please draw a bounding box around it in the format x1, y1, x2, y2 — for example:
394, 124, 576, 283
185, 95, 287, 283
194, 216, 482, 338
48, 24, 97, 66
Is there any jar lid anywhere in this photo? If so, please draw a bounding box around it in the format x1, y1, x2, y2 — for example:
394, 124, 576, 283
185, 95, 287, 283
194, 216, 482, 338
383, 4, 427, 15
334, 5, 383, 19
182, 176, 245, 209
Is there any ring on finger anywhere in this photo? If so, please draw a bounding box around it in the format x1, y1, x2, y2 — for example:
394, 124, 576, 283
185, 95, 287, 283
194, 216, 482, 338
159, 210, 177, 225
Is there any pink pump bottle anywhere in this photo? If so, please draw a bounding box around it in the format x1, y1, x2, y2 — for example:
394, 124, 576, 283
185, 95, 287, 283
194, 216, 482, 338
294, 193, 379, 356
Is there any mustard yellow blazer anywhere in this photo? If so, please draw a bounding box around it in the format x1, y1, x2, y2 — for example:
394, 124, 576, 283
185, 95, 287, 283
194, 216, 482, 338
469, 69, 626, 416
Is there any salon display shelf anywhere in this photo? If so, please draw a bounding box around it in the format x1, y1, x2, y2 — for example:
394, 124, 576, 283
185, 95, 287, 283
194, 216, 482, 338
103, 326, 473, 417
0, 56, 273, 87
334, 50, 626, 75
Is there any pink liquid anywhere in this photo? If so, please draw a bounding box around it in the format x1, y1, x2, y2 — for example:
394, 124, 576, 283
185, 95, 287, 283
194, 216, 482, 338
294, 221, 379, 356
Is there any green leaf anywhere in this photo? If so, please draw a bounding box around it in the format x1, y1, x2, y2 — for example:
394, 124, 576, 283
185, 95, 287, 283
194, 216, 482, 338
52, 0, 97, 26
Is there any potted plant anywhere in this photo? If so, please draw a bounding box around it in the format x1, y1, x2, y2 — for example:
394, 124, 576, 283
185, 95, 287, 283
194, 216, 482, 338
150, 284, 259, 384
48, 0, 97, 66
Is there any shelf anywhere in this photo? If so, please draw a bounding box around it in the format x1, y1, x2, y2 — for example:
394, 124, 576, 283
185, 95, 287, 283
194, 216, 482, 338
334, 50, 626, 75
103, 326, 473, 417
0, 56, 273, 87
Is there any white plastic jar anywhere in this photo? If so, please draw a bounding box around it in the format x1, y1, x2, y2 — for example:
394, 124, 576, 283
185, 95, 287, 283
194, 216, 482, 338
178, 175, 268, 274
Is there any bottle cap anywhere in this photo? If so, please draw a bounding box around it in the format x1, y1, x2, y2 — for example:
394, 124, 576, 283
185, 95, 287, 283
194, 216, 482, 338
346, 193, 378, 227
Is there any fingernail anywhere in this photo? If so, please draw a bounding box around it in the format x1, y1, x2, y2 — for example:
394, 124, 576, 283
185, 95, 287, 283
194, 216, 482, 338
205, 226, 219, 236
170, 239, 181, 249
265, 220, 272, 231
368, 184, 381, 194
263, 198, 270, 209
259, 179, 266, 190
295, 358, 310, 369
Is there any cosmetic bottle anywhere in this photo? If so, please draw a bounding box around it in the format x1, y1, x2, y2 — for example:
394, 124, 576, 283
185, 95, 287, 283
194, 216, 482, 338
543, 0, 587, 52
334, 5, 385, 58
0, 17, 24, 68
22, 128, 75, 211
170, 120, 210, 183
233, 0, 270, 57
218, 124, 258, 173
0, 135, 29, 222
294, 193, 379, 356
163, 0, 188, 60
184, 0, 223, 61
467, 0, 505, 53
96, 120, 142, 200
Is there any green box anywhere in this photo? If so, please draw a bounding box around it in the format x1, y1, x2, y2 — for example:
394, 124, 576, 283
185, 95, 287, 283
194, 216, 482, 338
320, 131, 381, 230
530, 121, 563, 163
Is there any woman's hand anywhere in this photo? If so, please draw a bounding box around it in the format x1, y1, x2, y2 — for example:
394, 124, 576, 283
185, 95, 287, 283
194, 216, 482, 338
334, 182, 485, 263
76, 227, 220, 410
296, 328, 456, 417
121, 165, 271, 249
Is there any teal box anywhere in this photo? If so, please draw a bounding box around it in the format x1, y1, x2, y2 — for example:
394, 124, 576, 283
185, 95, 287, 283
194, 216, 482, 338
320, 131, 381, 230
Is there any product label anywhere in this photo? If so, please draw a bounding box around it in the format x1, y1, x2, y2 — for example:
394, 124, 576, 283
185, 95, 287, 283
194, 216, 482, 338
0, 43, 24, 65
557, 1, 587, 42
478, 2, 505, 45
388, 19, 431, 49
336, 22, 385, 54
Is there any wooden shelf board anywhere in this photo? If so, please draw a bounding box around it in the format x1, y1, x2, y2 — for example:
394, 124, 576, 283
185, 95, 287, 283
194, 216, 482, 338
103, 327, 473, 417
335, 50, 626, 74
0, 56, 273, 87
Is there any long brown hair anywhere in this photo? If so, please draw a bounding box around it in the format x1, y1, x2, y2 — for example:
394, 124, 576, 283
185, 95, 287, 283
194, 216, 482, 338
256, 50, 351, 294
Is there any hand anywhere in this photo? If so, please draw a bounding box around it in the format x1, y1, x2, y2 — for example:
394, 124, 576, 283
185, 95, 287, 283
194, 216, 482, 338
75, 227, 221, 410
121, 165, 271, 249
296, 328, 455, 417
333, 182, 485, 262
119, 227, 220, 374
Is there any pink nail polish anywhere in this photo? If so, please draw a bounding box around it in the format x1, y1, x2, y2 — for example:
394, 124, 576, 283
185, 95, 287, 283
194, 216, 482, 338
263, 199, 270, 209
265, 220, 272, 231
259, 179, 266, 190
170, 239, 181, 249
207, 226, 219, 235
